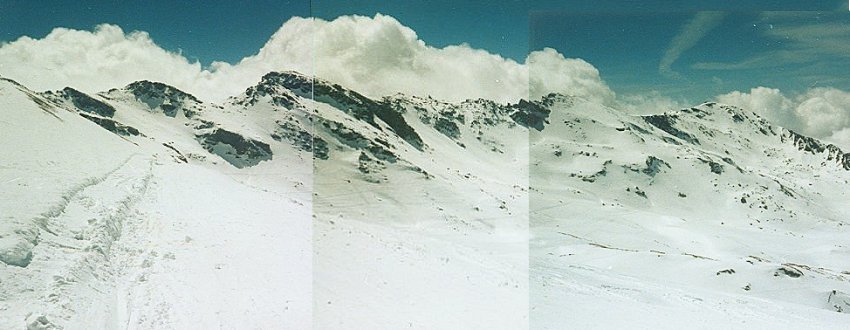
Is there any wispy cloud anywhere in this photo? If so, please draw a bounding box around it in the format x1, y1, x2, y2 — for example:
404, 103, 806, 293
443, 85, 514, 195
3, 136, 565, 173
765, 21, 850, 56
694, 12, 850, 71
691, 49, 814, 70
658, 11, 726, 79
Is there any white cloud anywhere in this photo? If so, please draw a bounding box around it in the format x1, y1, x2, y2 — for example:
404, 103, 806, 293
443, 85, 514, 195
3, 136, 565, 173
0, 24, 214, 98
659, 11, 725, 79
716, 87, 850, 149
716, 87, 798, 129
794, 88, 850, 137
527, 48, 615, 104
826, 128, 850, 151
618, 92, 687, 115
0, 14, 616, 105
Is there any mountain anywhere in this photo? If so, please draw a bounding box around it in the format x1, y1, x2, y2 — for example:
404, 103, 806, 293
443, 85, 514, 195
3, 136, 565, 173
529, 96, 850, 328
1, 72, 849, 328
0, 77, 311, 329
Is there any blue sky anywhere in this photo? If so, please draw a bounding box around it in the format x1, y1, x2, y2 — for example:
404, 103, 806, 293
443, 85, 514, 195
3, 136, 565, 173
530, 10, 850, 101
1, 0, 848, 102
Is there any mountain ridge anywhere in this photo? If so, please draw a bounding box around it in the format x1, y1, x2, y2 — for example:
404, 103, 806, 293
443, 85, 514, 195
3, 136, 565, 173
21, 71, 850, 174
3, 71, 850, 328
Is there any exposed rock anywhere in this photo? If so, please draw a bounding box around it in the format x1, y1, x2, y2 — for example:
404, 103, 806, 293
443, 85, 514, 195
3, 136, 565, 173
509, 98, 551, 131
272, 120, 329, 160
403, 99, 465, 140
716, 269, 735, 275
26, 313, 60, 330
260, 71, 425, 150
782, 130, 850, 171
643, 114, 700, 145
642, 156, 671, 177
697, 158, 724, 175
235, 77, 299, 108
124, 80, 202, 118
78, 112, 140, 136
320, 120, 397, 163
162, 143, 188, 163
628, 186, 647, 198
828, 290, 850, 313
196, 128, 272, 168
55, 87, 117, 117
578, 160, 611, 183
708, 161, 724, 175
433, 117, 461, 139
357, 152, 387, 183
775, 265, 803, 278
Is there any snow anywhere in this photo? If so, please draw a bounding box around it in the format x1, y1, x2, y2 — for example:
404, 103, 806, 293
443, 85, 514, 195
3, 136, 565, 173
0, 79, 312, 329
0, 79, 137, 269
529, 98, 850, 328
2, 72, 850, 329
94, 162, 311, 329
314, 219, 527, 329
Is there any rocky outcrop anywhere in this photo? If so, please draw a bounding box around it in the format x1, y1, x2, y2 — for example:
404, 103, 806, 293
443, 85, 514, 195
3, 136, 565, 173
260, 72, 425, 150
123, 80, 202, 118
509, 99, 550, 131
78, 113, 140, 136
196, 128, 272, 168
51, 87, 117, 117
643, 114, 700, 145
783, 130, 850, 171
272, 120, 329, 160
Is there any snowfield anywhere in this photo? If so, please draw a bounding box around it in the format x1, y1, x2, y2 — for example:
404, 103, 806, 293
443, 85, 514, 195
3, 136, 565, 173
1, 78, 312, 329
1, 71, 850, 329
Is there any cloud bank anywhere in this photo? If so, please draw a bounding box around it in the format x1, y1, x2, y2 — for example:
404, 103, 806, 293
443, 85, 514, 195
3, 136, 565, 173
717, 87, 850, 149
659, 11, 725, 79
0, 25, 212, 97
0, 14, 614, 104
618, 92, 687, 115
6, 13, 846, 147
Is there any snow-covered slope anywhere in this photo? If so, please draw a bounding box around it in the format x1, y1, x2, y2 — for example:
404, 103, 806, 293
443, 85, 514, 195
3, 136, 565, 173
1, 77, 312, 329
226, 72, 850, 327
529, 96, 850, 328
2, 70, 849, 329
219, 71, 531, 328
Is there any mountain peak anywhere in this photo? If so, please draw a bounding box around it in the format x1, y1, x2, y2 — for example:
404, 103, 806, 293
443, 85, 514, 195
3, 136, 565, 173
106, 80, 202, 118
681, 102, 758, 123
123, 80, 201, 103
262, 70, 311, 80
537, 93, 577, 107
258, 71, 337, 96
230, 71, 309, 108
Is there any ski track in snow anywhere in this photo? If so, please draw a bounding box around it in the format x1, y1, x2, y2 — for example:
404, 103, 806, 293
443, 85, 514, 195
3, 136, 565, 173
86, 161, 311, 329
3, 156, 312, 329
3, 154, 153, 328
